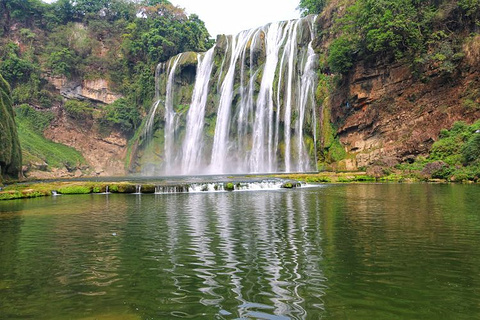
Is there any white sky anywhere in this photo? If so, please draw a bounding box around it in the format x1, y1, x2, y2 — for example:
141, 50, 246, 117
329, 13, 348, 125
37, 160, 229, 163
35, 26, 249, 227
42, 0, 302, 38
170, 0, 301, 37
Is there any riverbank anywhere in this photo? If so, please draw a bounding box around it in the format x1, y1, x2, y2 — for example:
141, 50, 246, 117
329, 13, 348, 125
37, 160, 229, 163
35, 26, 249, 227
0, 177, 298, 201
2, 171, 476, 201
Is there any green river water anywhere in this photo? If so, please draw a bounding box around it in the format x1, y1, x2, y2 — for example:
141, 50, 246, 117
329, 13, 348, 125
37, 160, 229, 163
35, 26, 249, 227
1, 183, 480, 319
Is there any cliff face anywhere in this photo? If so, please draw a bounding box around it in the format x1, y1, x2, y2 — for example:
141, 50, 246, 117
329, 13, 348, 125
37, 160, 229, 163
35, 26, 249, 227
0, 75, 22, 181
328, 46, 480, 169
312, 0, 480, 170
46, 75, 123, 105
43, 111, 128, 177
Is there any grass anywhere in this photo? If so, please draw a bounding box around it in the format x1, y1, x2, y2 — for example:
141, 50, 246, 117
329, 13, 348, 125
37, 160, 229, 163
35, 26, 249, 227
57, 185, 92, 194
16, 107, 86, 169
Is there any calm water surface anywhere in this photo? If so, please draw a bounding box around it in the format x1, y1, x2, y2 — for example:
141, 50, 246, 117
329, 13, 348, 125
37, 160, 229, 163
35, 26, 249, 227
1, 184, 480, 319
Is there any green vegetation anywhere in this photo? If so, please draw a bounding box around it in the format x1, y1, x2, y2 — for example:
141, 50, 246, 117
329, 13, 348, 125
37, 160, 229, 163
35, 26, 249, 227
15, 104, 86, 170
313, 0, 479, 75
57, 185, 92, 194
0, 0, 213, 136
397, 121, 480, 182
298, 0, 327, 16
0, 74, 22, 181
63, 99, 96, 120
102, 98, 141, 132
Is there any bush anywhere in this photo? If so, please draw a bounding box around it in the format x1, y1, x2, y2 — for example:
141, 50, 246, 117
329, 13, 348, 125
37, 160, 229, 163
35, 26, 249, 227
15, 104, 54, 133
421, 161, 451, 179
328, 36, 357, 74
102, 98, 140, 133
462, 133, 480, 165
63, 99, 95, 119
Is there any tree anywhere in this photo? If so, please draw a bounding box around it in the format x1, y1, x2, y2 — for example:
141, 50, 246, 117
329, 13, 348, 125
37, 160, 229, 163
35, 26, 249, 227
298, 0, 327, 16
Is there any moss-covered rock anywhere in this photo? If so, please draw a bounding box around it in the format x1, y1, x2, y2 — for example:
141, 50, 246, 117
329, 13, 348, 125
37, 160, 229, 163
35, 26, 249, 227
224, 182, 235, 191
141, 184, 156, 193
0, 74, 22, 181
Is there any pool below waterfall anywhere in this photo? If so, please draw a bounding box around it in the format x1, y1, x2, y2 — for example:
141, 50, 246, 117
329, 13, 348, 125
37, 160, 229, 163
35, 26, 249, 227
1, 183, 480, 319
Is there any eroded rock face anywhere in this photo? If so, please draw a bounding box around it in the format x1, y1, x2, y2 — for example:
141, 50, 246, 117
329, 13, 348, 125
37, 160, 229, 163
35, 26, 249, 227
44, 111, 128, 177
46, 75, 122, 104
329, 58, 480, 169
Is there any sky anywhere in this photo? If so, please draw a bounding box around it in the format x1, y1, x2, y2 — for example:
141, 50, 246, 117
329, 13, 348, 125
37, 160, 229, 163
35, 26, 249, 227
170, 0, 301, 37
42, 0, 302, 38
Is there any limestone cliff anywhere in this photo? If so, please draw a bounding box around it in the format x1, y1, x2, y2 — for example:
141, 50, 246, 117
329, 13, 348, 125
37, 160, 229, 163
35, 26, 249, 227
314, 3, 480, 170
330, 56, 480, 169
43, 110, 128, 177
46, 75, 123, 105
0, 74, 22, 181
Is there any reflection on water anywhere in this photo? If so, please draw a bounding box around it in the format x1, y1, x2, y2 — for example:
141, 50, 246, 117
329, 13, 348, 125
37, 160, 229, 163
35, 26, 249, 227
1, 184, 480, 319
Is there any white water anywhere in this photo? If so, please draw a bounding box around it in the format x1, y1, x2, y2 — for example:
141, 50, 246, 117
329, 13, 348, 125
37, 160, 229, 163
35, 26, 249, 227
142, 16, 319, 175
153, 180, 298, 194
181, 48, 216, 174
163, 54, 183, 173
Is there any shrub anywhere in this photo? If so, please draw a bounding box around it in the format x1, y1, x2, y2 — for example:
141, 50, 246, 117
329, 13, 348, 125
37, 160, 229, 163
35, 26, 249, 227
102, 98, 140, 133
462, 133, 480, 165
63, 99, 95, 119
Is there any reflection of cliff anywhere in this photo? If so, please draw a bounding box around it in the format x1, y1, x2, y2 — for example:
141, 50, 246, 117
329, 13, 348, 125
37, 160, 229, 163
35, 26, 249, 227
0, 204, 23, 304
320, 184, 480, 319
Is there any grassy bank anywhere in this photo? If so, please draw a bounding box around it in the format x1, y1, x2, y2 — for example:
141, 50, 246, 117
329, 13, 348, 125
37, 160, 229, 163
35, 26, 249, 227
2, 171, 477, 201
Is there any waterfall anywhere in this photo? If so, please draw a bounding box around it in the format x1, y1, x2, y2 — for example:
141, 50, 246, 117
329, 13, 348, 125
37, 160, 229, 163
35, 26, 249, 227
163, 54, 183, 173
140, 15, 319, 175
181, 48, 216, 174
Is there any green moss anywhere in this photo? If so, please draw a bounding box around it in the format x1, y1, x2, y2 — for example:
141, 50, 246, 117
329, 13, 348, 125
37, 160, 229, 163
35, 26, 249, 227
224, 182, 235, 191
141, 184, 156, 193
16, 107, 86, 170
0, 74, 22, 179
0, 190, 46, 201
57, 185, 92, 194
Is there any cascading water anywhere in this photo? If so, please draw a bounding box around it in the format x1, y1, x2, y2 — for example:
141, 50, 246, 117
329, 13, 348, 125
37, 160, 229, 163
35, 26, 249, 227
140, 15, 319, 175
181, 49, 215, 174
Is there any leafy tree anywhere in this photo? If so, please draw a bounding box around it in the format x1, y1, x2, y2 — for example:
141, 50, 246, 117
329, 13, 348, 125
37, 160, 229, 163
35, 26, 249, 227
463, 133, 480, 165
326, 0, 444, 74
0, 43, 37, 86
102, 98, 140, 132
47, 48, 77, 77
298, 0, 327, 16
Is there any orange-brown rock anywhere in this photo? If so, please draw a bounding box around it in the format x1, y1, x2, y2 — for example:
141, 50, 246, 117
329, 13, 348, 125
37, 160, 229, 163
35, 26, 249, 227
44, 111, 128, 176
329, 58, 480, 169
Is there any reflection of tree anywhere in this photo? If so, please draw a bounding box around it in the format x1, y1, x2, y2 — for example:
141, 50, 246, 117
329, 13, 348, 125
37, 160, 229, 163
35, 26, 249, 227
0, 203, 24, 318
